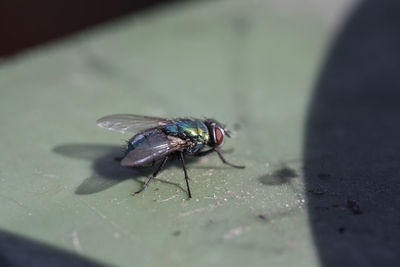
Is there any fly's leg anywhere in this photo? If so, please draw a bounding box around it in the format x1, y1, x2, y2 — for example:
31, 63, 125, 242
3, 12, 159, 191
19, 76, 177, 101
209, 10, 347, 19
179, 152, 192, 198
219, 148, 234, 154
196, 149, 245, 169
216, 151, 245, 169
133, 156, 168, 195
194, 148, 215, 157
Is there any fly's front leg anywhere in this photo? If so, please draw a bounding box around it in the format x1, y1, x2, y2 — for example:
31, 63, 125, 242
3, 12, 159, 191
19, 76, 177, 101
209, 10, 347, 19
196, 149, 245, 169
194, 148, 215, 157
216, 151, 245, 169
133, 156, 168, 195
179, 152, 192, 198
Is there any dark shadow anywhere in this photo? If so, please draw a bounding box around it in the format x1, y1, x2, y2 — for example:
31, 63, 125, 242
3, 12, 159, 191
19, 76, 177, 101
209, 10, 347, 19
53, 143, 216, 195
0, 0, 185, 58
0, 230, 107, 267
258, 166, 298, 186
54, 144, 140, 194
304, 0, 400, 266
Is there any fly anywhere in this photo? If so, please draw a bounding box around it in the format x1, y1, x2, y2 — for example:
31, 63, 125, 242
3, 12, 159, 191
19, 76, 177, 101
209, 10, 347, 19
97, 114, 245, 198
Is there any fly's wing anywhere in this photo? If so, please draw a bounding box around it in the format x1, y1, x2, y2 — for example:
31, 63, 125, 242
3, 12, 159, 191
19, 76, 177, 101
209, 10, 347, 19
97, 114, 171, 134
121, 131, 187, 167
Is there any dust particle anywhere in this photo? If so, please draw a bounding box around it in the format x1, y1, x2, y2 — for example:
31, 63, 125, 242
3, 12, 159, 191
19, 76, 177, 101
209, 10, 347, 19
173, 231, 181, 236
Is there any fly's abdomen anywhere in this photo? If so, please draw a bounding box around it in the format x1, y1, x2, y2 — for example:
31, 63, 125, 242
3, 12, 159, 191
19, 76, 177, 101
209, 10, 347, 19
122, 128, 170, 167
128, 133, 146, 150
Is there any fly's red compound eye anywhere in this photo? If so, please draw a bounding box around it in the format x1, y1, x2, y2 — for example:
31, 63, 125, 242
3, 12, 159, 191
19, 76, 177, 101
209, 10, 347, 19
215, 127, 224, 146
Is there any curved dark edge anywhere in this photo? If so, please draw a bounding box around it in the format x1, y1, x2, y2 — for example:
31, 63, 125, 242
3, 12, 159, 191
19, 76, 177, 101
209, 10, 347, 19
0, 230, 108, 267
0, 0, 189, 58
304, 1, 400, 266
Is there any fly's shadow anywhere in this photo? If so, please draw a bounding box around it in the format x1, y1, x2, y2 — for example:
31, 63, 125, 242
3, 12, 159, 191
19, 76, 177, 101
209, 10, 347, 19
258, 166, 299, 186
52, 143, 186, 195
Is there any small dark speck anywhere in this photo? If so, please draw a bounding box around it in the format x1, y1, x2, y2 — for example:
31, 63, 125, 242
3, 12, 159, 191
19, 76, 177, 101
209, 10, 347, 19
308, 189, 325, 196
153, 188, 160, 191
347, 199, 362, 215
206, 219, 216, 226
173, 231, 181, 237
318, 173, 331, 179
332, 199, 363, 215
257, 215, 268, 221
233, 123, 241, 131
84, 53, 116, 76
338, 227, 345, 233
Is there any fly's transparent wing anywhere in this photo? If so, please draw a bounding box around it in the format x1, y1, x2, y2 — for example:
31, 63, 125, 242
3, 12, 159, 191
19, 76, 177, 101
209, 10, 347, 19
121, 130, 187, 167
97, 114, 171, 133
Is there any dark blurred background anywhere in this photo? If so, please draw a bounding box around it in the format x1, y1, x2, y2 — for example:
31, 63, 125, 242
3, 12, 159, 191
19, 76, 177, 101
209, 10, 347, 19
0, 0, 179, 58
305, 0, 400, 266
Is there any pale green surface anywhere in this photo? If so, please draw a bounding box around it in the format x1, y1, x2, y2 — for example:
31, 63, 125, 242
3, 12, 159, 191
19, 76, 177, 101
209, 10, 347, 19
0, 1, 357, 266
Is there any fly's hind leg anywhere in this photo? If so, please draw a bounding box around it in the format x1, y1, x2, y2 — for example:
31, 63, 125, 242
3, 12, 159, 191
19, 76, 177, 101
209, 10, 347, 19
179, 152, 192, 198
133, 156, 168, 195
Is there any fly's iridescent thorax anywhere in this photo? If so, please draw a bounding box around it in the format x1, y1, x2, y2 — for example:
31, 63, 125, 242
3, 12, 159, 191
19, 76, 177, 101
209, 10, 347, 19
164, 119, 209, 154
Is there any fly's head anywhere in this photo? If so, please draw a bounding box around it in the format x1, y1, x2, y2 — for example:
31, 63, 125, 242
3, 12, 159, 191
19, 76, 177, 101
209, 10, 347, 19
204, 119, 231, 149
